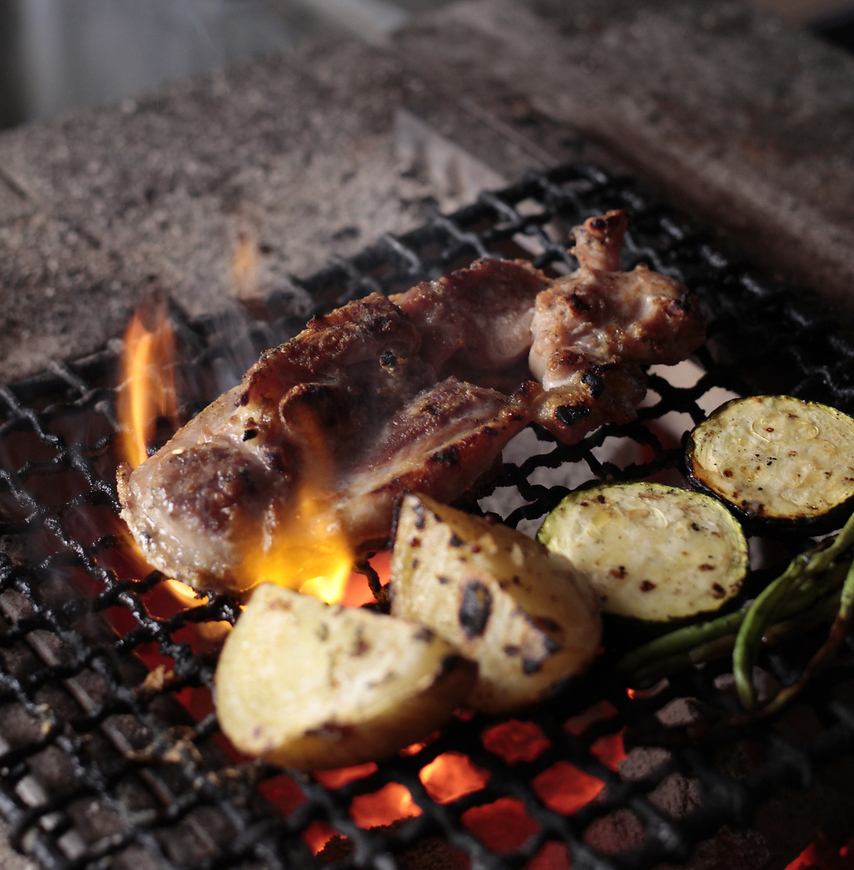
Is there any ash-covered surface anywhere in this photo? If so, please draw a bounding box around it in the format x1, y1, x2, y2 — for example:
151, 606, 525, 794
0, 163, 853, 869
3, 0, 854, 385
0, 38, 440, 383
393, 0, 854, 321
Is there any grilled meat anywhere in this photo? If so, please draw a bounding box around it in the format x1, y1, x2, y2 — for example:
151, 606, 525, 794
391, 257, 549, 372
118, 211, 704, 593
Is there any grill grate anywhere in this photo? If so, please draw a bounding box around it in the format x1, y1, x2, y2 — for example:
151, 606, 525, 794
0, 163, 853, 869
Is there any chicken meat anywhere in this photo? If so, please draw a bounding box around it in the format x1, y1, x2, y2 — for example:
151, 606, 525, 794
118, 210, 704, 592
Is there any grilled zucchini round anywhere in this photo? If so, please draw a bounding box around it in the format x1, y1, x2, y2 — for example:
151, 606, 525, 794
686, 395, 854, 526
537, 482, 748, 622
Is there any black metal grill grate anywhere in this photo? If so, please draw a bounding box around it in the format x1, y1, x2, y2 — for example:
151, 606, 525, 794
0, 163, 853, 870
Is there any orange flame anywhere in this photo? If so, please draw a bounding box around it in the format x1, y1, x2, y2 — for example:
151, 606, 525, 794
231, 228, 260, 299
118, 300, 178, 470
116, 304, 631, 848
117, 299, 353, 603
117, 301, 206, 609
238, 391, 354, 602
242, 488, 353, 604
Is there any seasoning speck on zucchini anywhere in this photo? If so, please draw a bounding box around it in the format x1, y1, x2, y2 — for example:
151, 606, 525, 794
686, 395, 854, 525
537, 482, 748, 622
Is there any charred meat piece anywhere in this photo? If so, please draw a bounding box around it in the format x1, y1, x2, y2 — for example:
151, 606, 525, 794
530, 210, 704, 391
532, 362, 648, 443
119, 211, 704, 593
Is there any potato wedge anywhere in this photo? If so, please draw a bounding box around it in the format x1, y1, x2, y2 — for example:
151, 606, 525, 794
215, 584, 476, 770
390, 494, 601, 713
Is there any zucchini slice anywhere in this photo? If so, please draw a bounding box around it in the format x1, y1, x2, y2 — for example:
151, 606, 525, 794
686, 395, 854, 525
537, 482, 748, 622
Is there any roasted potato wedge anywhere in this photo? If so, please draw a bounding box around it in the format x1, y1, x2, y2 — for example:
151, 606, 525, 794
215, 584, 476, 770
390, 494, 601, 713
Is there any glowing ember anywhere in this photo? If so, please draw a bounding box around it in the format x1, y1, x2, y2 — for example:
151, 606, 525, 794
314, 763, 377, 789
482, 720, 550, 763
528, 842, 571, 870
534, 762, 603, 815
565, 701, 619, 736
343, 551, 391, 607
312, 723, 620, 839
590, 732, 626, 771
420, 752, 488, 804
309, 749, 487, 839
788, 843, 819, 870
304, 821, 339, 856
532, 710, 626, 813
463, 797, 538, 852
350, 783, 422, 828
118, 299, 178, 470
786, 834, 854, 869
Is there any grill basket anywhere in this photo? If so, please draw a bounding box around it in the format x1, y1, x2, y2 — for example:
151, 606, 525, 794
0, 163, 853, 869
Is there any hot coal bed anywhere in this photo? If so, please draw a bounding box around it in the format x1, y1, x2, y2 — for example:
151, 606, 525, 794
0, 163, 853, 870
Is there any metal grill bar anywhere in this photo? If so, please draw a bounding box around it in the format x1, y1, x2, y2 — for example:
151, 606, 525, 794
0, 163, 851, 869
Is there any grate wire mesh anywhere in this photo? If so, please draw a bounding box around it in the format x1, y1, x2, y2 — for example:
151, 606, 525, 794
0, 163, 852, 869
